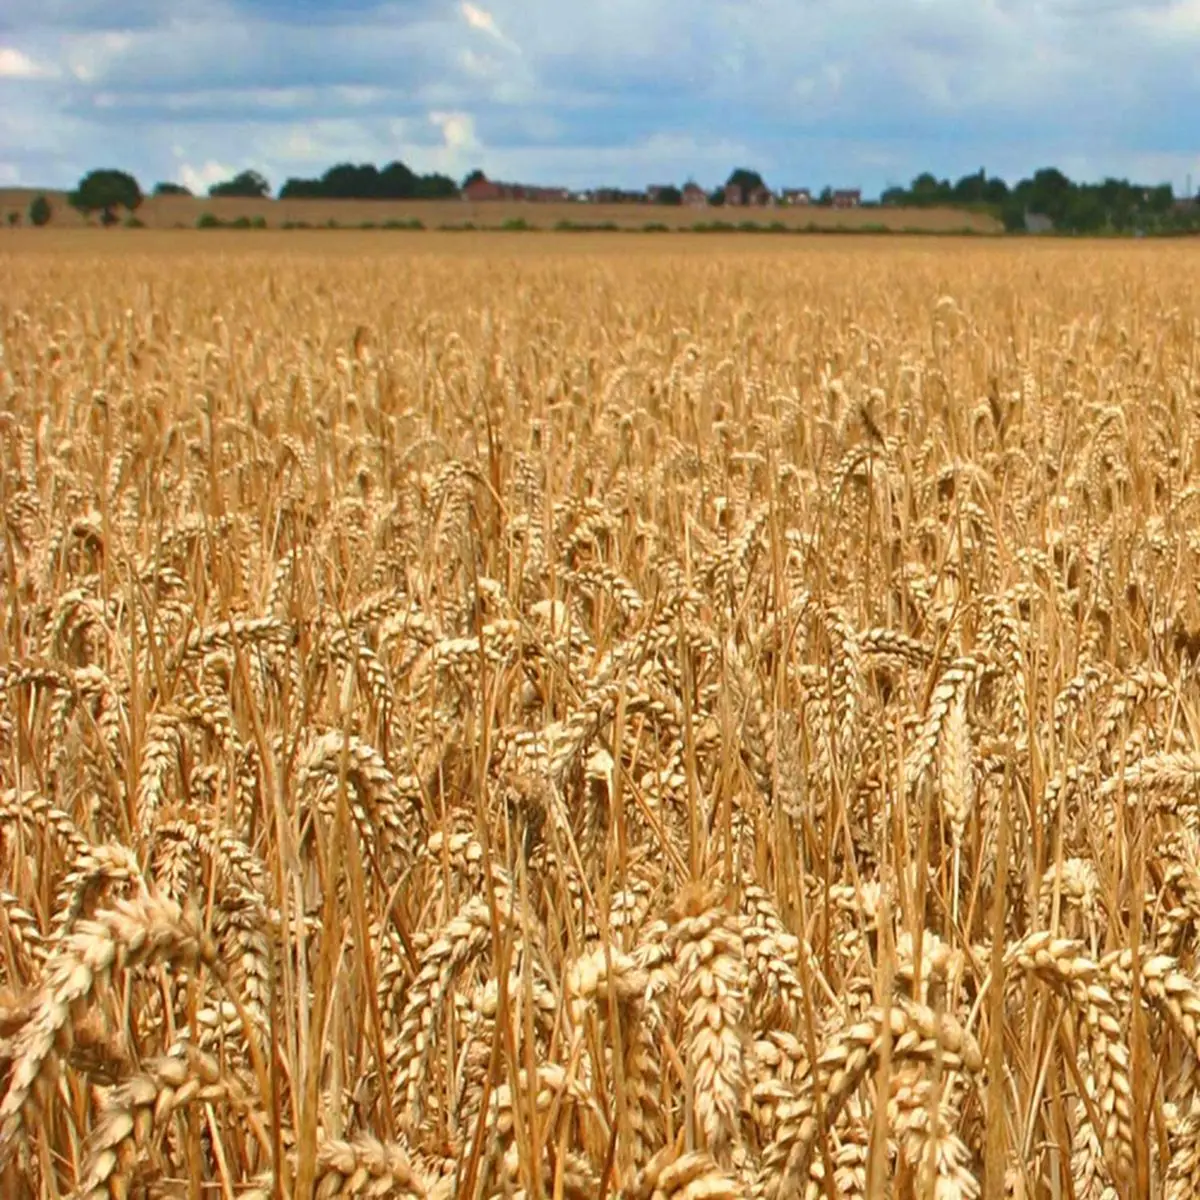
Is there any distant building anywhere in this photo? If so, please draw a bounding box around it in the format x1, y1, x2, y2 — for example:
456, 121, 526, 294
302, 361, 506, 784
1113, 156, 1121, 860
462, 173, 568, 202
725, 182, 774, 206
832, 189, 862, 209
781, 188, 812, 206
682, 182, 708, 207
464, 173, 505, 201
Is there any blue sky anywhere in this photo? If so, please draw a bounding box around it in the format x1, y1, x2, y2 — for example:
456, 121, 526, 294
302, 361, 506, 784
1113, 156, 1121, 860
3, 0, 1200, 198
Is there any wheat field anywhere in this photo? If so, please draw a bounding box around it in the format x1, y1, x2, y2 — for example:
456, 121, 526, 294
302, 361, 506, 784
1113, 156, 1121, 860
3, 231, 1200, 1199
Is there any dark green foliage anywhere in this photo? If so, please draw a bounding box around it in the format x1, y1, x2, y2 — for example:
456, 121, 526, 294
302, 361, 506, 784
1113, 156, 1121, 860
280, 161, 458, 200
153, 182, 192, 196
208, 170, 270, 198
29, 195, 52, 226
69, 169, 143, 224
884, 166, 1198, 234
726, 168, 766, 193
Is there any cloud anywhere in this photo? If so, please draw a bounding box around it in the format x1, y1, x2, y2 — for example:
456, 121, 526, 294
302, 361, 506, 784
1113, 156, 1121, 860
460, 3, 508, 43
0, 47, 57, 79
177, 160, 237, 193
3, 0, 1200, 195
430, 110, 479, 152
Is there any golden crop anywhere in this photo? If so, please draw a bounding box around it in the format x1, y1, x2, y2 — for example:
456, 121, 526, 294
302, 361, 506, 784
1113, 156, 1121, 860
2, 231, 1200, 1198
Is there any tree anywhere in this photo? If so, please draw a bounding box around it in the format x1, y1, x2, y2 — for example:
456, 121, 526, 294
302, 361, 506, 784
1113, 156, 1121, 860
816, 186, 833, 207
28, 195, 51, 227
154, 182, 192, 196
462, 168, 486, 189
69, 169, 143, 225
726, 168, 766, 193
208, 170, 271, 198
654, 185, 683, 206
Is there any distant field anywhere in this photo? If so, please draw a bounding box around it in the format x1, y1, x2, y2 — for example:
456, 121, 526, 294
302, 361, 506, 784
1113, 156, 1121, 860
0, 187, 1003, 233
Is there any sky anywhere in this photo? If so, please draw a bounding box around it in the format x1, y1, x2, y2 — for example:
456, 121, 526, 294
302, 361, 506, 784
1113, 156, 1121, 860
2, 0, 1200, 199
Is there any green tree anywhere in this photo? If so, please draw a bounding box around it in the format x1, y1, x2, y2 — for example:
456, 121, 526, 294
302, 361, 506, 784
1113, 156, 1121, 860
153, 181, 192, 196
28, 195, 51, 227
727, 168, 765, 190
654, 185, 683, 205
462, 168, 486, 189
69, 169, 143, 225
209, 169, 271, 198
1145, 183, 1174, 214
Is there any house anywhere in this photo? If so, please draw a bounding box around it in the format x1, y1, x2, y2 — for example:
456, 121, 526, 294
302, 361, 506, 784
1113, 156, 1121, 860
682, 182, 708, 207
464, 173, 505, 201
724, 182, 774, 206
463, 173, 569, 202
781, 188, 812, 206
831, 189, 861, 209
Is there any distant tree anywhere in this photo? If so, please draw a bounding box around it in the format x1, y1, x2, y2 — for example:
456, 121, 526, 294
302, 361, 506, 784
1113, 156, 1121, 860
208, 170, 271, 198
654, 185, 683, 206
707, 187, 726, 207
816, 186, 833, 207
69, 169, 143, 225
462, 168, 486, 189
726, 168, 766, 193
154, 181, 192, 196
1145, 183, 1174, 214
28, 195, 51, 227
7, 211, 18, 227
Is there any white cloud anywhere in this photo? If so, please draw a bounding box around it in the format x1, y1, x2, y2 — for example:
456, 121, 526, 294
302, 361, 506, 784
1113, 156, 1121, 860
178, 159, 236, 193
430, 110, 479, 152
0, 47, 57, 79
3, 0, 1200, 196
460, 3, 518, 51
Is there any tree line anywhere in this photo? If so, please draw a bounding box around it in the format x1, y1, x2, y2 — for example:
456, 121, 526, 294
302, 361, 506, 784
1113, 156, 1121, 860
882, 167, 1196, 233
10, 164, 1200, 236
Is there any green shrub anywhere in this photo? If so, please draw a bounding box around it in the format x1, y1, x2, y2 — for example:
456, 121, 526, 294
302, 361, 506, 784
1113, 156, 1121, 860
642, 222, 669, 232
251, 215, 267, 230
501, 217, 530, 231
29, 194, 52, 227
196, 212, 222, 229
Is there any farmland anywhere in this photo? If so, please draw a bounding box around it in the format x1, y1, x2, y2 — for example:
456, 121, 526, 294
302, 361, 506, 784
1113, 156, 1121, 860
0, 188, 1003, 234
3, 231, 1200, 1198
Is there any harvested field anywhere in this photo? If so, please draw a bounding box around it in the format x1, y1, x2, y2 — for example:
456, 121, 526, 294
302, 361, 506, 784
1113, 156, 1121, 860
2, 231, 1200, 1198
0, 188, 1002, 234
